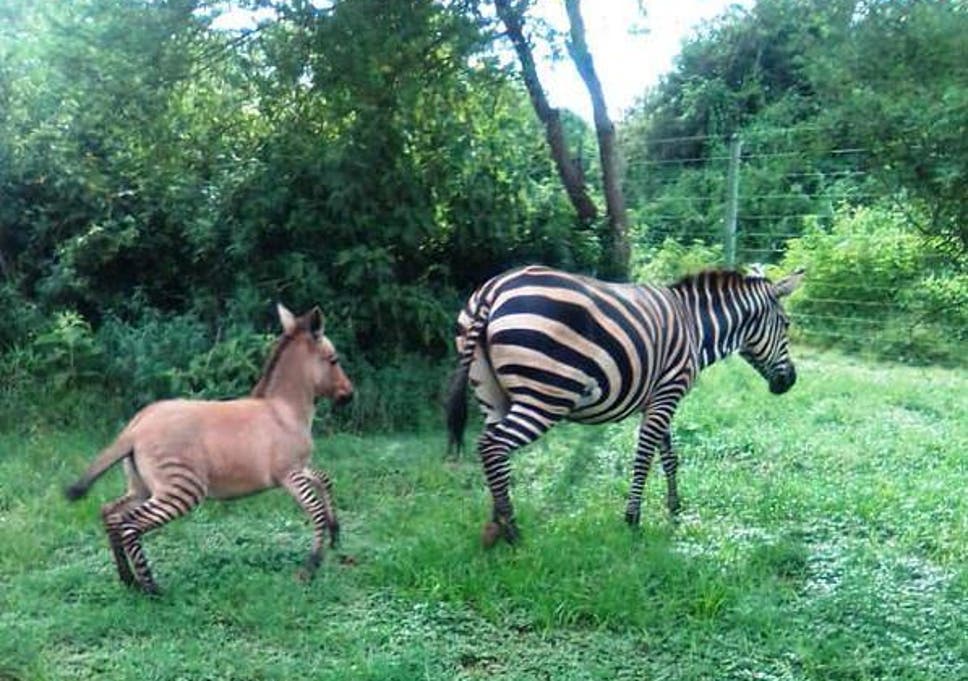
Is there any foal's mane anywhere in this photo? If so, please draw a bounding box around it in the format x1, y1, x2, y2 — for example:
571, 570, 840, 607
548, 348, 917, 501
251, 333, 295, 398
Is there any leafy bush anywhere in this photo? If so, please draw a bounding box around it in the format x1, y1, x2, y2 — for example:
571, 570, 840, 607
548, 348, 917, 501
0, 283, 42, 351
782, 205, 967, 363
322, 355, 450, 434
632, 236, 725, 283
29, 311, 104, 391
95, 311, 212, 409
0, 299, 447, 434
171, 332, 274, 400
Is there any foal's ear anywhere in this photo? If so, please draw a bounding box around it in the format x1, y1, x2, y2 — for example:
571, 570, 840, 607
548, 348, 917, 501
307, 306, 325, 338
774, 268, 805, 298
277, 303, 297, 334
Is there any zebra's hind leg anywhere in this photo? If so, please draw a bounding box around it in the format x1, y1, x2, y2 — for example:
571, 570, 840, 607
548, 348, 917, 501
658, 432, 681, 516
625, 409, 673, 526
478, 403, 558, 547
283, 470, 332, 580
101, 494, 142, 587
118, 494, 201, 595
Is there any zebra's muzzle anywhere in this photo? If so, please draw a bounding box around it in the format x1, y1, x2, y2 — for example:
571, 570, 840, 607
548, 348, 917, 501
768, 366, 796, 394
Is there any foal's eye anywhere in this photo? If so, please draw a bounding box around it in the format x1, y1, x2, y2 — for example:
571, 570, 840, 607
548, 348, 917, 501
328, 356, 340, 366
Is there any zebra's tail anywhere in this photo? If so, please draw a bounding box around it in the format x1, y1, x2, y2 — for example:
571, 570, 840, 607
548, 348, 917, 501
445, 303, 489, 456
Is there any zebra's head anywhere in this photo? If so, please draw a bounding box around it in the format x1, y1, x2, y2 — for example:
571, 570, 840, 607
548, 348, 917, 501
738, 269, 805, 395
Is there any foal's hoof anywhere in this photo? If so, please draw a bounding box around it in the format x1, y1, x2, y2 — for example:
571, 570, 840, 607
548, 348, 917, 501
297, 553, 321, 582
481, 521, 502, 549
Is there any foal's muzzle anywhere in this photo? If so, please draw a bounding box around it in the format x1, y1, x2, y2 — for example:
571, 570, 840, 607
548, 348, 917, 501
768, 366, 796, 394
334, 391, 354, 408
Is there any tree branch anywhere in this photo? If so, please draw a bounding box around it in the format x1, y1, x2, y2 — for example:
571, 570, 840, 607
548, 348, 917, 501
494, 0, 597, 227
564, 0, 629, 279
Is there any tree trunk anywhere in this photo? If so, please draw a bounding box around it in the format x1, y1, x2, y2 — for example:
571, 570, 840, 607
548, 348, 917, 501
564, 0, 629, 280
494, 0, 597, 227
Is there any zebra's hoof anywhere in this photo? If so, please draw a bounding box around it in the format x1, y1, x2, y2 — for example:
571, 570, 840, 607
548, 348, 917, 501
296, 566, 318, 582
140, 582, 162, 597
481, 521, 501, 549
501, 519, 520, 545
625, 510, 641, 527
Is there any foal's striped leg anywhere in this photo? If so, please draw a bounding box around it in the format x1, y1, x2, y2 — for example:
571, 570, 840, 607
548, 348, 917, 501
282, 470, 332, 579
117, 493, 202, 595
307, 467, 340, 548
478, 403, 560, 545
625, 408, 674, 526
101, 494, 142, 586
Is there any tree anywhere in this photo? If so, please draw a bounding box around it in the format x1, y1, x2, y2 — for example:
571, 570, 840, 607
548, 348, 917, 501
493, 0, 597, 226
620, 0, 967, 262
563, 0, 628, 280
494, 0, 630, 279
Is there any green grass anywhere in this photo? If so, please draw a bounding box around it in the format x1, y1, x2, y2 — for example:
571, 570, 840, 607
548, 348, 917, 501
1, 347, 966, 680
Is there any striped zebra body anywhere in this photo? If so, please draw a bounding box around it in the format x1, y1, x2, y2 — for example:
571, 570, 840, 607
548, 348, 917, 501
447, 265, 803, 546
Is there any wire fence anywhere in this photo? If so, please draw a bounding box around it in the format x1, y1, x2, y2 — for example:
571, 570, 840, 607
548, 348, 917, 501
622, 127, 964, 358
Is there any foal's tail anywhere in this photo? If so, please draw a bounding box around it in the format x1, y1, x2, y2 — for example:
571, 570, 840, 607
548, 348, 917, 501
65, 435, 134, 501
445, 302, 489, 456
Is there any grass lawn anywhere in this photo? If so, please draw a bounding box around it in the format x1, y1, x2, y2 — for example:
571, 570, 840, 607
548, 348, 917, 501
1, 347, 965, 680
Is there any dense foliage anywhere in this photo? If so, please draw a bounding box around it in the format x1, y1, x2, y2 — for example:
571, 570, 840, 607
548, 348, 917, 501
623, 0, 965, 364
1, 0, 965, 431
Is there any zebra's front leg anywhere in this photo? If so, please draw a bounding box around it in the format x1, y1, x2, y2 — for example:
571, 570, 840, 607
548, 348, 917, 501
625, 410, 672, 526
283, 471, 331, 580
658, 432, 681, 516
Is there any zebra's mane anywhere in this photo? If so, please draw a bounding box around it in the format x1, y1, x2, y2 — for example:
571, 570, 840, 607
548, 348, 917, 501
669, 269, 765, 291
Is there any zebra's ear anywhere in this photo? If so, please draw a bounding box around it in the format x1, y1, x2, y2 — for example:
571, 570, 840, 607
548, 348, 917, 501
307, 306, 325, 338
277, 303, 297, 334
774, 268, 805, 298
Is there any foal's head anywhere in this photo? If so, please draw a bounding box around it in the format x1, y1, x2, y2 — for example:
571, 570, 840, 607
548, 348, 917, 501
738, 269, 805, 395
273, 303, 354, 406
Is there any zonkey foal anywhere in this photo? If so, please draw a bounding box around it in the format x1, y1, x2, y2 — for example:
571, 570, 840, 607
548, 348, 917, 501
65, 304, 354, 594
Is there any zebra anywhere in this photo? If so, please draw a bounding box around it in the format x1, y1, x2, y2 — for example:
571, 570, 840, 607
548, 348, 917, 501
446, 265, 804, 546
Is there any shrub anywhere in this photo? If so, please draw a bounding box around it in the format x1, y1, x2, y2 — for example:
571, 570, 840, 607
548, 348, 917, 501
29, 310, 104, 391
781, 205, 966, 364
307, 354, 447, 435
0, 282, 43, 351
171, 331, 274, 400
96, 310, 212, 409
632, 237, 725, 283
